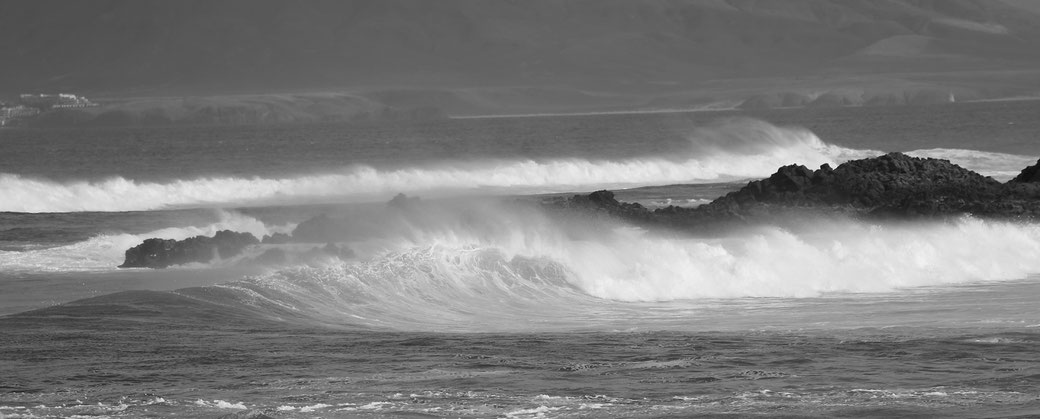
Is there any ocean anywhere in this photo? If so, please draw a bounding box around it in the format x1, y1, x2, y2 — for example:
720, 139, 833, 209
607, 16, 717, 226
2, 100, 1040, 418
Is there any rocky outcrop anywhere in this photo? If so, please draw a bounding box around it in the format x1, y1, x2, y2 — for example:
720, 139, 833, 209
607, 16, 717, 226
548, 152, 1040, 227
699, 152, 1010, 217
119, 198, 387, 268
119, 230, 259, 268
550, 190, 654, 222
1010, 159, 1040, 184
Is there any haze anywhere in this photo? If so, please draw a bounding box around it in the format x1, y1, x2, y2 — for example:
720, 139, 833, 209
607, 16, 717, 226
3, 0, 1039, 120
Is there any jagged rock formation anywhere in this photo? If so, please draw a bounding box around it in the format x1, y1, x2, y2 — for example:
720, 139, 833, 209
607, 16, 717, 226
121, 154, 1040, 267
118, 194, 388, 268
698, 152, 1013, 218
119, 226, 357, 269
1010, 159, 1040, 183
548, 152, 1040, 227
118, 230, 260, 268
550, 190, 654, 222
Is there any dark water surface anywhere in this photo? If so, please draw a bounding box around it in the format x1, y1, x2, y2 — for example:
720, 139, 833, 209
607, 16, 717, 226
4, 288, 1040, 418
2, 100, 1038, 182
3, 101, 1040, 418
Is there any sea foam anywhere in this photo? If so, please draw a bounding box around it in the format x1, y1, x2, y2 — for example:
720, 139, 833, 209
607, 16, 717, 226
218, 202, 1040, 330
0, 210, 288, 272
906, 148, 1037, 181
0, 120, 868, 212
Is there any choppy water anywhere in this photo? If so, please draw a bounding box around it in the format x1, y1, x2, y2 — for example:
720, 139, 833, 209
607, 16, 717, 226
2, 101, 1040, 418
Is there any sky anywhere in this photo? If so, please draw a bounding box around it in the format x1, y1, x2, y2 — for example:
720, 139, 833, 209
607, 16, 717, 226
2, 0, 1039, 110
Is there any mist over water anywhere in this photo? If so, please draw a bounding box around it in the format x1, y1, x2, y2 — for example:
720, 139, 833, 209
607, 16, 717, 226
5, 105, 1040, 418
3, 117, 1031, 213
10, 196, 1035, 332
0, 119, 871, 212
0, 210, 291, 272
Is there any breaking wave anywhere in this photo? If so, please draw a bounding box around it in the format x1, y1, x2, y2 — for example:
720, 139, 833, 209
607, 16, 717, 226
906, 148, 1037, 181
0, 211, 289, 272
12, 195, 1040, 330
165, 203, 1040, 331
0, 119, 873, 213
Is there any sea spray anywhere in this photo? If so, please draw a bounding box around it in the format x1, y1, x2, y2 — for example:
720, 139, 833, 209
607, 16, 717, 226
186, 201, 1040, 330
0, 210, 291, 272
0, 119, 871, 212
906, 148, 1037, 180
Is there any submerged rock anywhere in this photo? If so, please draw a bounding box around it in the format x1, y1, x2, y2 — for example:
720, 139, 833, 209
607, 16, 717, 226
119, 230, 259, 268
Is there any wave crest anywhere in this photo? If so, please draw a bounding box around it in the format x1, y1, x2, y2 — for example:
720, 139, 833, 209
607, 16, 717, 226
1, 119, 867, 212
0, 210, 288, 272
193, 212, 1040, 330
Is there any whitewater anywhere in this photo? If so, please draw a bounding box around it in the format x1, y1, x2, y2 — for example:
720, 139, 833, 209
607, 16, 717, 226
2, 117, 1033, 213
4, 101, 1040, 418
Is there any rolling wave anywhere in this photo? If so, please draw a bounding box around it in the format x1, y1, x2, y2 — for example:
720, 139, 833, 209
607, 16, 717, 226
0, 119, 871, 213
12, 195, 1040, 330
173, 209, 1040, 331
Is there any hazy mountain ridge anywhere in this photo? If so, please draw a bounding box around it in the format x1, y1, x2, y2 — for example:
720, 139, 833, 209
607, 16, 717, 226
3, 0, 1039, 120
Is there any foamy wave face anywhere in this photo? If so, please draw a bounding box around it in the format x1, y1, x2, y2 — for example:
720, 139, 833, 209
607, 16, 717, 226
554, 219, 1040, 300
208, 201, 1040, 331
223, 246, 594, 330
0, 119, 867, 213
0, 210, 289, 272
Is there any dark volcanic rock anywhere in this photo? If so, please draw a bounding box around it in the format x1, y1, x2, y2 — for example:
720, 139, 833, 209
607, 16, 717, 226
551, 190, 654, 223
700, 152, 1007, 217
119, 230, 259, 268
548, 152, 1040, 228
1010, 159, 1040, 183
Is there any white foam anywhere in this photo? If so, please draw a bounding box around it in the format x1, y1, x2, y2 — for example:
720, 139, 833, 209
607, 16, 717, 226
0, 119, 866, 213
0, 210, 287, 272
193, 399, 247, 409
241, 201, 1040, 332
906, 148, 1036, 181
299, 403, 331, 412
545, 218, 1040, 300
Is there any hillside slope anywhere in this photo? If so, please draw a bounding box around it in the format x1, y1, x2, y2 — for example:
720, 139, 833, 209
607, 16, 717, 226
3, 0, 1040, 96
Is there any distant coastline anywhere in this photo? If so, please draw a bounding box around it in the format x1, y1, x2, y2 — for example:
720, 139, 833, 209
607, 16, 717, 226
4, 86, 1039, 128
450, 95, 1040, 120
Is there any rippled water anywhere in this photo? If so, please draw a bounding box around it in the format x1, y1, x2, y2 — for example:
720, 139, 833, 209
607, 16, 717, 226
3, 101, 1040, 417
4, 279, 1040, 418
